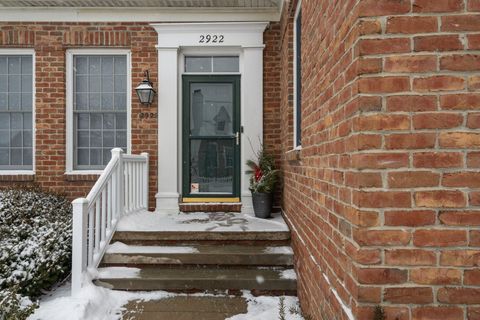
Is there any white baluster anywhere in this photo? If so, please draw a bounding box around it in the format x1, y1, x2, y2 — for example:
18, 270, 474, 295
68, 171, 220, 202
112, 168, 117, 221
88, 207, 94, 265
124, 163, 129, 213
130, 162, 137, 211
136, 162, 140, 210
101, 189, 106, 242
141, 153, 149, 209
107, 180, 112, 230
95, 200, 100, 252
129, 162, 133, 212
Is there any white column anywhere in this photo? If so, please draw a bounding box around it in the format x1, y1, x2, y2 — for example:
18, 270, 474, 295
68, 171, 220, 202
156, 47, 180, 213
71, 197, 88, 295
241, 46, 264, 213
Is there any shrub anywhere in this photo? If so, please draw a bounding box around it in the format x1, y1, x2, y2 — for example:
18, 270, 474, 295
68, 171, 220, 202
0, 187, 72, 319
0, 286, 37, 320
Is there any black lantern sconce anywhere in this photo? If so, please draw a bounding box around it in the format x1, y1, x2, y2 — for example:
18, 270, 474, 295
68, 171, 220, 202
135, 70, 156, 106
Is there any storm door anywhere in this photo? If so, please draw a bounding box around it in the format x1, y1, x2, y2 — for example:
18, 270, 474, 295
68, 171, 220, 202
182, 75, 241, 200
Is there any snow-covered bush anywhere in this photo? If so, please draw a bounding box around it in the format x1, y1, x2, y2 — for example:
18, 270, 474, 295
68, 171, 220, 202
0, 187, 72, 318
0, 286, 37, 319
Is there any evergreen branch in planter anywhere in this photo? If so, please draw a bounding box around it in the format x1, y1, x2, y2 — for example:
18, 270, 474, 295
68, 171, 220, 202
246, 148, 279, 194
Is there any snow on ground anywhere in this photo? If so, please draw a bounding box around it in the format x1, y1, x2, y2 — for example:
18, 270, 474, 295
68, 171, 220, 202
106, 242, 199, 254
29, 280, 304, 320
226, 292, 304, 320
116, 211, 289, 232
28, 279, 175, 320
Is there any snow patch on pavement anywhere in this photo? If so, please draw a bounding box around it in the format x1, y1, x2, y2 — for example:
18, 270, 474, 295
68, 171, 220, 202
29, 281, 305, 320
29, 279, 175, 320
226, 291, 304, 320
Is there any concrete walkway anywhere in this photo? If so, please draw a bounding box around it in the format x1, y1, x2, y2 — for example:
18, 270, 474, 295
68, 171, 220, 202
122, 296, 248, 320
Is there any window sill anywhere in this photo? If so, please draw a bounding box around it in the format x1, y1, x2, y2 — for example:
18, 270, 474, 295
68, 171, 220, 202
0, 172, 35, 182
65, 171, 101, 182
285, 148, 302, 164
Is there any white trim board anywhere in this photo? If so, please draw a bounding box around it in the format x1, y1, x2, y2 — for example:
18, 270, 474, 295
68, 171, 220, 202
0, 8, 282, 22
0, 48, 36, 176
293, 0, 302, 149
65, 48, 132, 175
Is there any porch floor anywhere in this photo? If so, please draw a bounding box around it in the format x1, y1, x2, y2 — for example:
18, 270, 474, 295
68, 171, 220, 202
116, 211, 290, 233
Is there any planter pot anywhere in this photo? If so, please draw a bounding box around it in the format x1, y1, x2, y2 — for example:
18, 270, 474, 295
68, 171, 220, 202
252, 192, 273, 219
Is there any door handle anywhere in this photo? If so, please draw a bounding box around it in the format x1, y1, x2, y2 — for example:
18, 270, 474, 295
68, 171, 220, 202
235, 132, 240, 145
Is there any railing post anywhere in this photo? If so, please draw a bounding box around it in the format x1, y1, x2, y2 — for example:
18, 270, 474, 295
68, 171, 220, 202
141, 152, 149, 210
71, 197, 88, 296
112, 148, 124, 217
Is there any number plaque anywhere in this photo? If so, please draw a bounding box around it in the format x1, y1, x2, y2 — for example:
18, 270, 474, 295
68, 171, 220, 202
199, 34, 225, 44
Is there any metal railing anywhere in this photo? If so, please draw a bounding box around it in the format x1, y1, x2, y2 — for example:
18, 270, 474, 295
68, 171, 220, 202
71, 148, 149, 295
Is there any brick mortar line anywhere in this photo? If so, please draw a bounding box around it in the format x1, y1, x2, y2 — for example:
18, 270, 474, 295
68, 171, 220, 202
357, 50, 480, 59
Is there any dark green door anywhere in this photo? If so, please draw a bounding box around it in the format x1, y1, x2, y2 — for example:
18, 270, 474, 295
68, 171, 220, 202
182, 75, 241, 200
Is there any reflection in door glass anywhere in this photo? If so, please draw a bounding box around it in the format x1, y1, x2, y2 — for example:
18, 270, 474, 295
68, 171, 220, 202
190, 83, 233, 136
190, 139, 234, 193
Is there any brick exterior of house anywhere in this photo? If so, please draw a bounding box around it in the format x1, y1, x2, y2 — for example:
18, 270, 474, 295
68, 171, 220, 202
279, 1, 480, 319
0, 22, 281, 210
0, 22, 160, 209
1, 0, 480, 319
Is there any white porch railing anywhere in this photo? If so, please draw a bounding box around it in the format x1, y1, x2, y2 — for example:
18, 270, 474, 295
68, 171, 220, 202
71, 148, 149, 295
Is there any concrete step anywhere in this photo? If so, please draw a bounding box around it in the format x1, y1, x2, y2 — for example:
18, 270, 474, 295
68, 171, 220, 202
94, 266, 297, 294
123, 296, 248, 320
101, 243, 294, 267
112, 230, 291, 245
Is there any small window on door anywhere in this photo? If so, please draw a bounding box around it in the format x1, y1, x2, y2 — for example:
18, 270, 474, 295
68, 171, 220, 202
185, 56, 239, 73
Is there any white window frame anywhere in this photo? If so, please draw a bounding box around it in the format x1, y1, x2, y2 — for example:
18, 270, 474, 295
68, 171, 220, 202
0, 48, 36, 175
65, 49, 132, 174
293, 0, 302, 150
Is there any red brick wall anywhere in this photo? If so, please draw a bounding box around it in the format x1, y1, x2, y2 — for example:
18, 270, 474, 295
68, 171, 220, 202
0, 22, 159, 209
280, 0, 480, 319
0, 22, 280, 211
264, 22, 283, 207
280, 1, 363, 319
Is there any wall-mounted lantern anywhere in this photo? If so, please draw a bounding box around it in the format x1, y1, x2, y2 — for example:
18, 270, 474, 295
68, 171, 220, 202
135, 70, 156, 106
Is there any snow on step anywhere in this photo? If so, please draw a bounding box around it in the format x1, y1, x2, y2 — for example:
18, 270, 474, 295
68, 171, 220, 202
116, 211, 289, 233
263, 246, 293, 254
107, 242, 199, 254
279, 269, 297, 280
97, 267, 141, 279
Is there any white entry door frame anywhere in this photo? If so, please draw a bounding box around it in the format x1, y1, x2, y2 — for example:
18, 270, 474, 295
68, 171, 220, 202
152, 22, 268, 213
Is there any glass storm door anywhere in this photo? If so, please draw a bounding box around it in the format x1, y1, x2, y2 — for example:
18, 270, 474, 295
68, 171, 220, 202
182, 75, 241, 200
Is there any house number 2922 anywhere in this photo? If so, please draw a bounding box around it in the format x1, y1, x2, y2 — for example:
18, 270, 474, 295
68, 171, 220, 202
199, 34, 224, 44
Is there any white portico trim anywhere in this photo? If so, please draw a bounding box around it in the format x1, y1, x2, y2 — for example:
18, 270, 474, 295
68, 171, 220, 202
152, 22, 268, 213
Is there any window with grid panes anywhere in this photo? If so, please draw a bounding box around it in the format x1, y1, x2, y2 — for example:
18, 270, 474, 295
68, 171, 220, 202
0, 55, 33, 170
73, 55, 127, 170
